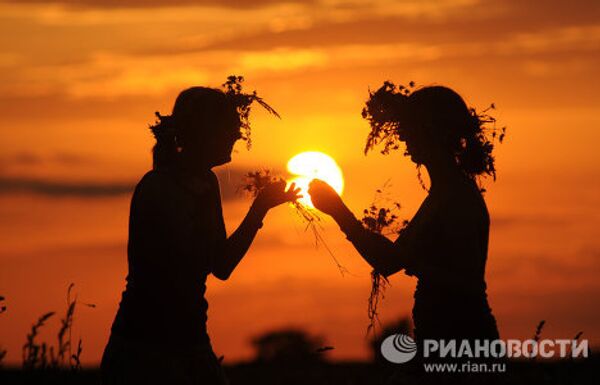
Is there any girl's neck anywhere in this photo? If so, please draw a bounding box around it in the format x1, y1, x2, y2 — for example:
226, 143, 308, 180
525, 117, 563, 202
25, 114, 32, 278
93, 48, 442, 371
160, 156, 212, 181
424, 157, 464, 193
179, 153, 212, 172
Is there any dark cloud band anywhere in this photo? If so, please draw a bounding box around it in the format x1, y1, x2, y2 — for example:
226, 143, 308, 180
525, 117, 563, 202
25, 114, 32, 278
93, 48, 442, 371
0, 176, 134, 197
0, 167, 261, 199
1, 0, 311, 10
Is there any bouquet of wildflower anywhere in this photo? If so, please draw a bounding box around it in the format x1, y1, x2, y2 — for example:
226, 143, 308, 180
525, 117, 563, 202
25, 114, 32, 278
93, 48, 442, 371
240, 170, 348, 275
360, 182, 408, 334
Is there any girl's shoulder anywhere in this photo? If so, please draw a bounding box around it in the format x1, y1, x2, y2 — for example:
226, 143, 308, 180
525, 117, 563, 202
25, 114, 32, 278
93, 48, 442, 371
129, 170, 173, 212
136, 168, 215, 198
135, 169, 175, 197
132, 169, 217, 218
138, 168, 168, 186
428, 178, 487, 220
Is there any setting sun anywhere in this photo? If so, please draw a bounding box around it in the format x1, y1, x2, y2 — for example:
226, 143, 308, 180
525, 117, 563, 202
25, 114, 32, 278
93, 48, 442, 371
287, 151, 344, 207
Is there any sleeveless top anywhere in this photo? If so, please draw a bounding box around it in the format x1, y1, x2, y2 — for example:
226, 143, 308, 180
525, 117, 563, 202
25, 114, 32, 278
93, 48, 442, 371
110, 167, 226, 350
394, 178, 499, 342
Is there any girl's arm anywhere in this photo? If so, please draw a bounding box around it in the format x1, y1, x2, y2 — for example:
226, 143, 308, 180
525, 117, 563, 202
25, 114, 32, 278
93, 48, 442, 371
330, 200, 408, 276
309, 179, 412, 276
212, 181, 301, 280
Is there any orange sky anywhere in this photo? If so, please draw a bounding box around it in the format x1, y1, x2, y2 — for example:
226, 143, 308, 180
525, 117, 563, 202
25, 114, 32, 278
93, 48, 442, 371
0, 0, 599, 366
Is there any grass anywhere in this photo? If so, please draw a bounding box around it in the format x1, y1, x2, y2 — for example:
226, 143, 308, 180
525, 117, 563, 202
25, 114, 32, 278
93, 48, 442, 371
0, 296, 7, 367
1, 356, 598, 385
1, 287, 597, 385
14, 284, 94, 372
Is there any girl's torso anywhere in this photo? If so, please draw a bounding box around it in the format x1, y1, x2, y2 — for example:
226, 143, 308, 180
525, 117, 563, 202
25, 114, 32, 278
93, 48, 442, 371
111, 168, 226, 349
401, 177, 498, 340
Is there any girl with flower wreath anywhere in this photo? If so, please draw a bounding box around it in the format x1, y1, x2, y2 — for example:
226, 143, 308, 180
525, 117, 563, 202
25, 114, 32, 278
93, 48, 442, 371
309, 84, 505, 376
101, 77, 300, 385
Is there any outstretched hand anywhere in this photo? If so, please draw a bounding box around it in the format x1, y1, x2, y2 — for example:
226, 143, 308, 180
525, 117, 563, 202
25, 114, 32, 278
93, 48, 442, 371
308, 179, 346, 217
254, 180, 302, 212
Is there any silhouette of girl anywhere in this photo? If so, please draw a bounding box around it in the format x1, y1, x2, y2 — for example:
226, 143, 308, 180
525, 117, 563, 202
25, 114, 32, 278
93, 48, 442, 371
101, 81, 300, 385
309, 85, 501, 364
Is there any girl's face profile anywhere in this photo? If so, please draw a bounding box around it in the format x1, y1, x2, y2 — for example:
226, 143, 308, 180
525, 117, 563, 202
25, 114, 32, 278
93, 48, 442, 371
219, 113, 243, 162
400, 121, 450, 166
198, 113, 242, 167
404, 138, 425, 164
177, 105, 242, 169
400, 128, 427, 164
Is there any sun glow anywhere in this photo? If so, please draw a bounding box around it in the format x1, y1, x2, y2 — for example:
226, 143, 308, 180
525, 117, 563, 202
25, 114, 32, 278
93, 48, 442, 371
287, 151, 344, 208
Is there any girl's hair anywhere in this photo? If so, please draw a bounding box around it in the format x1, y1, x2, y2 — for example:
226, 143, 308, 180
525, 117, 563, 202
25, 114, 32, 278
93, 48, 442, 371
150, 87, 233, 168
149, 76, 279, 169
362, 82, 505, 182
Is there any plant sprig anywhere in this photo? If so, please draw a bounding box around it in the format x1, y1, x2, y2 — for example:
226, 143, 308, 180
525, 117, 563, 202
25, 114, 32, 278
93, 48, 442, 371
240, 170, 348, 275
21, 283, 94, 371
223, 76, 280, 149
361, 182, 408, 334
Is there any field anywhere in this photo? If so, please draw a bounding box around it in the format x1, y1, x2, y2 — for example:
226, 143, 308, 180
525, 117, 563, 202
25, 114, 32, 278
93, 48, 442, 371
1, 356, 598, 385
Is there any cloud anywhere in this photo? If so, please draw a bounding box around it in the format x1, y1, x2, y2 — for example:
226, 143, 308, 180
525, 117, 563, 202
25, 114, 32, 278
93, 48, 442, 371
0, 240, 126, 262
0, 0, 311, 10
0, 176, 134, 197
10, 27, 597, 100
201, 18, 600, 55
491, 214, 569, 229
0, 166, 256, 199
240, 48, 327, 72
0, 152, 43, 166
0, 152, 93, 167
1, 0, 597, 102
0, 0, 482, 16
489, 247, 600, 283
0, 49, 325, 98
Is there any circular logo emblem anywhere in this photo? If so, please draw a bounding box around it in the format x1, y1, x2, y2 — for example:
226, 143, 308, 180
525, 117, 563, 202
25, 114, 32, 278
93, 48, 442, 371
380, 333, 417, 363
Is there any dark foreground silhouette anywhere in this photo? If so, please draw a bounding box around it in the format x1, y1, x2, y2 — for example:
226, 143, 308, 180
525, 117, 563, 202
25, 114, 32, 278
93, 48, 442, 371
101, 80, 299, 385
1, 313, 595, 384
309, 86, 502, 381
2, 351, 597, 385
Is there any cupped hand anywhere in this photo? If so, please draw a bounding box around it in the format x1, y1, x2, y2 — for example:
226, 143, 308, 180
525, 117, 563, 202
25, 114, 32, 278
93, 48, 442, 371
308, 179, 345, 216
255, 180, 302, 211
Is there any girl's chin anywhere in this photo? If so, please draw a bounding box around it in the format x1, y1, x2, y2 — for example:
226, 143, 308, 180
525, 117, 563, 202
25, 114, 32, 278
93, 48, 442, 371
213, 154, 232, 166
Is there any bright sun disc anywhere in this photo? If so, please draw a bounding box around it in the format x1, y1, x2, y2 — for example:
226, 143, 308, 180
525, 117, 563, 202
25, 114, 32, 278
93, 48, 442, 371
287, 151, 344, 208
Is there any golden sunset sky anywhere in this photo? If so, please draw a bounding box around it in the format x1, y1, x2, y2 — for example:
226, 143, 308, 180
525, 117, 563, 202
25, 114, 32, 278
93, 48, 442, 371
0, 0, 599, 365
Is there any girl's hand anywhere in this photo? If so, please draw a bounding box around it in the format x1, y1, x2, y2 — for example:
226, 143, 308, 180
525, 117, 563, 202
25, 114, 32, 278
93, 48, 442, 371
308, 179, 346, 217
254, 180, 302, 212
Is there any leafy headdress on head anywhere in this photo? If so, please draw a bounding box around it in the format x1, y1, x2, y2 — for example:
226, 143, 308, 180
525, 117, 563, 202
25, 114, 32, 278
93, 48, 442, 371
150, 75, 279, 168
362, 81, 506, 188
221, 75, 280, 149
362, 81, 416, 155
